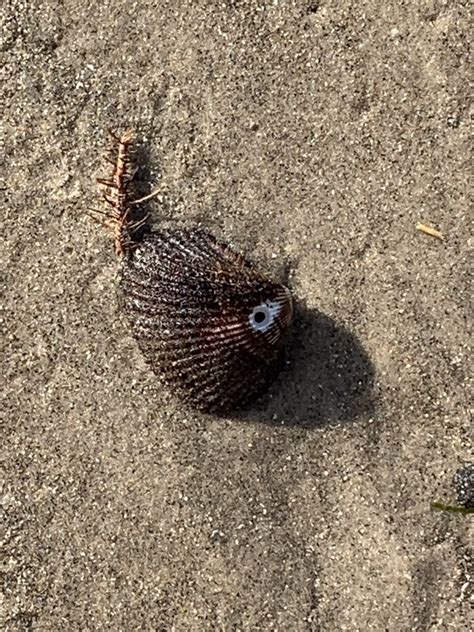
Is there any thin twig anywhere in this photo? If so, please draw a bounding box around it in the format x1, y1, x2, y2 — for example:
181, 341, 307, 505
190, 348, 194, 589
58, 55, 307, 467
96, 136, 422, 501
130, 187, 161, 205
94, 130, 140, 256
431, 502, 473, 515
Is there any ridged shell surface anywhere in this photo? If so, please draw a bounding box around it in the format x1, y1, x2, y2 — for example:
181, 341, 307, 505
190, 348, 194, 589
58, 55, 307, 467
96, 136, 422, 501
119, 229, 293, 412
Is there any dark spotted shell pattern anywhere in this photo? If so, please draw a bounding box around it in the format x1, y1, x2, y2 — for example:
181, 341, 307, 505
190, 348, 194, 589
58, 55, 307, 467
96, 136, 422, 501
119, 228, 293, 412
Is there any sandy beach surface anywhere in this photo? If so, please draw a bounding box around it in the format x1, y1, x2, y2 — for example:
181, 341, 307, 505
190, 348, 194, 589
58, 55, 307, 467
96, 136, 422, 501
2, 1, 472, 630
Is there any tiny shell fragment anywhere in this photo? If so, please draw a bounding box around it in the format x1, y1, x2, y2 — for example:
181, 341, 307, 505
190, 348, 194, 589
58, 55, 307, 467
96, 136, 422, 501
416, 223, 444, 240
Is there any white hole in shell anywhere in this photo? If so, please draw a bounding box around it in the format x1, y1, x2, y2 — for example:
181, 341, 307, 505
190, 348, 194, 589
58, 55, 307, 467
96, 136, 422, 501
249, 301, 282, 333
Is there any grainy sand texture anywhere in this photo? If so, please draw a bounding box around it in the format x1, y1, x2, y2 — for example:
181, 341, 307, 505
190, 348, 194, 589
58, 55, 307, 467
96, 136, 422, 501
2, 1, 472, 630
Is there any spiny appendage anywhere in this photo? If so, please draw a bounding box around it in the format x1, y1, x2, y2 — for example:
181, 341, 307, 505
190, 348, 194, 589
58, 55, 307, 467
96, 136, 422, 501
91, 129, 153, 257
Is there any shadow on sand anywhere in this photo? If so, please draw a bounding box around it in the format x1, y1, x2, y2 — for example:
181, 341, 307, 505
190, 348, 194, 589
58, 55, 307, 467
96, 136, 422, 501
234, 302, 376, 429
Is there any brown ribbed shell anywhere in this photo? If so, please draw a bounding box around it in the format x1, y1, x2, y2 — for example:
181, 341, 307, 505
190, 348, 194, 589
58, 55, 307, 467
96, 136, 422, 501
119, 228, 293, 412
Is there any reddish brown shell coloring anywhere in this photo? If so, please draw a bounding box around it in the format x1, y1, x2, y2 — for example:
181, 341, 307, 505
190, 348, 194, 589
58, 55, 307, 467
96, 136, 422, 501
119, 228, 293, 412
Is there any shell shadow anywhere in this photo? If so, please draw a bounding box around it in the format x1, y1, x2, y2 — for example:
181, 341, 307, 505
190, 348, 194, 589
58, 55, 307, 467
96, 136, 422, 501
234, 302, 377, 428
133, 138, 157, 201
124, 136, 375, 428
131, 137, 175, 233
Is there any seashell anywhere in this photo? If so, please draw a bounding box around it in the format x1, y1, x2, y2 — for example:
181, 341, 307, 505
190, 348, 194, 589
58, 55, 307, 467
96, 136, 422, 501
92, 130, 293, 413
119, 228, 293, 412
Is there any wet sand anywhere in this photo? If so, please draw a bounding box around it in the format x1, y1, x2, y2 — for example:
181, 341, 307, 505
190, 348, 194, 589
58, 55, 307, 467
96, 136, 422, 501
2, 1, 472, 630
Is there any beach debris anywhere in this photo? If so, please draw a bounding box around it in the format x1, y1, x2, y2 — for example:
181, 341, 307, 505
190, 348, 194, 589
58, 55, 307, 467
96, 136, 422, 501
91, 129, 152, 256
416, 223, 444, 240
431, 502, 473, 515
91, 130, 294, 413
431, 463, 474, 516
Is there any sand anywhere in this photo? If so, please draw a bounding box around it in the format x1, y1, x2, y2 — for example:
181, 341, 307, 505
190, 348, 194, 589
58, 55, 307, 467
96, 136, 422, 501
2, 1, 472, 630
